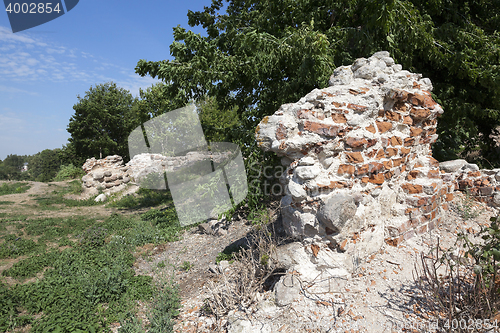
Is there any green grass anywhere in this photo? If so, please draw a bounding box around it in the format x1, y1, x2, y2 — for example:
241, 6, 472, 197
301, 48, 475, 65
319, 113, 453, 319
0, 203, 183, 332
110, 188, 174, 209
0, 182, 31, 196
33, 181, 98, 209
0, 201, 13, 205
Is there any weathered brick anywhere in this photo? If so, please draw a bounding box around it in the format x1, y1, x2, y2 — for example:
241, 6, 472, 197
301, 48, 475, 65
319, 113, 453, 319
365, 149, 377, 158
385, 111, 401, 121
369, 162, 385, 174
304, 121, 340, 137
392, 157, 404, 167
390, 136, 403, 146
410, 108, 431, 119
383, 160, 393, 169
425, 128, 437, 136
445, 193, 454, 201
402, 183, 423, 194
366, 139, 377, 148
407, 196, 428, 207
331, 113, 347, 123
393, 101, 409, 113
375, 149, 386, 160
276, 123, 287, 140
365, 124, 376, 133
386, 148, 398, 157
345, 137, 368, 148
338, 164, 355, 175
368, 173, 385, 184
401, 165, 407, 173
404, 138, 415, 146
441, 203, 449, 211
347, 103, 368, 112
410, 127, 423, 137
423, 118, 437, 127
404, 230, 416, 240
406, 170, 421, 180
356, 164, 369, 176
403, 116, 413, 125
385, 237, 403, 247
408, 93, 425, 106
317, 181, 349, 190
400, 147, 411, 156
346, 152, 364, 163
361, 177, 369, 183
376, 121, 393, 133
468, 171, 482, 178
384, 170, 394, 179
331, 101, 345, 108
431, 210, 437, 220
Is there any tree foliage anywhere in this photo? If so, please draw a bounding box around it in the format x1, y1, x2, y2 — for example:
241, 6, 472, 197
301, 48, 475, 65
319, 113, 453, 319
0, 154, 29, 180
136, 0, 500, 167
67, 82, 140, 163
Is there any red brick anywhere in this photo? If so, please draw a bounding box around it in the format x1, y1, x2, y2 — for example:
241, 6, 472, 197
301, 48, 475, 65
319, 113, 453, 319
383, 160, 393, 169
368, 173, 385, 184
390, 136, 403, 146
458, 179, 473, 190
376, 121, 393, 133
347, 103, 368, 112
402, 183, 423, 194
406, 170, 420, 180
276, 123, 287, 140
345, 137, 368, 148
386, 148, 398, 157
346, 152, 364, 163
403, 116, 413, 125
393, 101, 409, 113
401, 165, 407, 173
404, 138, 415, 146
375, 149, 386, 160
410, 127, 423, 137
392, 157, 404, 167
407, 196, 428, 207
331, 101, 345, 108
385, 111, 401, 121
410, 108, 431, 119
468, 171, 482, 178
304, 121, 340, 137
365, 149, 377, 158
400, 147, 411, 156
365, 124, 376, 134
317, 181, 349, 190
369, 162, 385, 174
338, 164, 355, 175
332, 113, 347, 123
445, 193, 454, 201
366, 139, 377, 148
356, 164, 369, 176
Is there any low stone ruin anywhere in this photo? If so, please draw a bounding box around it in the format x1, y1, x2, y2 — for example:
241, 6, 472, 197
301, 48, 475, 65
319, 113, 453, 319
81, 151, 233, 198
256, 51, 454, 256
81, 155, 131, 197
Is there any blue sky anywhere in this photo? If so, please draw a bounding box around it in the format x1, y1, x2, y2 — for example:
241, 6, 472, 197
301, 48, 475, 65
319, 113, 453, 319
0, 0, 212, 160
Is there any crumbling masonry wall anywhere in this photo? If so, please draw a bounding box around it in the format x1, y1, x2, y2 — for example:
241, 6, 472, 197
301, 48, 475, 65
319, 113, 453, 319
256, 51, 454, 252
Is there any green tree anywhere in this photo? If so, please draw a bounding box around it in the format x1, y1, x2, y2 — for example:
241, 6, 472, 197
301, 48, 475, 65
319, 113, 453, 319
0, 154, 29, 180
135, 0, 500, 167
29, 149, 61, 182
67, 82, 140, 162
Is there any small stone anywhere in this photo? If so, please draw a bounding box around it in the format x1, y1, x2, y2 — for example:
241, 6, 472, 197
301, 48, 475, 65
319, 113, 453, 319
95, 194, 107, 202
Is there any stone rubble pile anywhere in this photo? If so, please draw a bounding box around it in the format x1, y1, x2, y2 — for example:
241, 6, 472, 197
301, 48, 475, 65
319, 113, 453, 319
81, 152, 232, 198
81, 155, 131, 197
256, 51, 453, 255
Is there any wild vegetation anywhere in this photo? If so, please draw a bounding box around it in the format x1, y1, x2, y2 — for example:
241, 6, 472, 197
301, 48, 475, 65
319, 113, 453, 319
0, 181, 184, 332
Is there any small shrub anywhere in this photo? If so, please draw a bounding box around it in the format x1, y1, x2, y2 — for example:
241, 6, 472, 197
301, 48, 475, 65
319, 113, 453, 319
53, 164, 85, 181
0, 182, 30, 196
180, 261, 193, 271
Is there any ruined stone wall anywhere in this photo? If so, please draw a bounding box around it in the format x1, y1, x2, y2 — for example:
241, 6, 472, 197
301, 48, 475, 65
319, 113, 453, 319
256, 51, 454, 253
